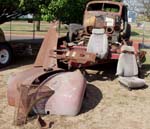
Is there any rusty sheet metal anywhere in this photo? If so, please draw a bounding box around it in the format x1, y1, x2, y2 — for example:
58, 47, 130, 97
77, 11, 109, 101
7, 67, 45, 106
8, 26, 60, 106
65, 50, 96, 64
14, 84, 54, 125
8, 25, 63, 107
8, 69, 86, 118
85, 1, 123, 16
7, 68, 63, 107
34, 26, 58, 69
33, 70, 86, 116
53, 49, 96, 64
132, 42, 140, 54
37, 115, 54, 129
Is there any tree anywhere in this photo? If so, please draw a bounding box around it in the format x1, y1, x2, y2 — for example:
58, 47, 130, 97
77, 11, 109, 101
139, 0, 150, 21
0, 0, 50, 25
0, 1, 24, 24
0, 0, 124, 25
41, 0, 88, 24
41, 0, 123, 24
124, 0, 137, 12
125, 0, 150, 21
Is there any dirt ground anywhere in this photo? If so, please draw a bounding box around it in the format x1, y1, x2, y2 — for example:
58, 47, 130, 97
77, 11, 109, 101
0, 55, 150, 129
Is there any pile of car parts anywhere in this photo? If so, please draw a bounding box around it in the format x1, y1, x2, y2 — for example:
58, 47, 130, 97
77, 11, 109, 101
7, 27, 86, 125
7, 27, 146, 127
7, 0, 147, 126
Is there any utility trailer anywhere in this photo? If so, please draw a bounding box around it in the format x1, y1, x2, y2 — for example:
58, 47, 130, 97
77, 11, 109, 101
0, 27, 43, 68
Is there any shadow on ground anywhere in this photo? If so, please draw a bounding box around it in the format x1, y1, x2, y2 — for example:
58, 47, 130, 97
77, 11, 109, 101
140, 64, 150, 78
131, 31, 140, 36
0, 55, 36, 72
84, 61, 118, 82
0, 38, 43, 71
9, 38, 43, 44
80, 84, 103, 114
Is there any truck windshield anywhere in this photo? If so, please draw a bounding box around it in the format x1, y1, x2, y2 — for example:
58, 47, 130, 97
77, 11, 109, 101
87, 3, 120, 13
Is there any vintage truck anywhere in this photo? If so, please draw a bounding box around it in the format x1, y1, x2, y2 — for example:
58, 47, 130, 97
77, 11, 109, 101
55, 0, 143, 70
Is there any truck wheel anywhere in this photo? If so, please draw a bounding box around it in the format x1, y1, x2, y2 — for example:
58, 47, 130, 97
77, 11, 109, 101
66, 31, 77, 42
0, 44, 13, 68
125, 24, 131, 40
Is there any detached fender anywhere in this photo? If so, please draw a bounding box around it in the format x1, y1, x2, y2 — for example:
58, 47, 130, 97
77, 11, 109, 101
7, 67, 44, 106
35, 70, 87, 116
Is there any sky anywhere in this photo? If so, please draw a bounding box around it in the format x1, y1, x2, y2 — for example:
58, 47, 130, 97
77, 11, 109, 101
123, 0, 144, 13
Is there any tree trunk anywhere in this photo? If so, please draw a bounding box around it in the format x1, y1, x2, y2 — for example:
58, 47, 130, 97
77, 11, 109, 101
36, 20, 40, 31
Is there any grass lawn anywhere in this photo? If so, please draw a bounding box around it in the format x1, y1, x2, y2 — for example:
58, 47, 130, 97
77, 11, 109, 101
130, 22, 150, 42
0, 21, 68, 37
0, 21, 51, 36
144, 49, 150, 65
0, 21, 150, 41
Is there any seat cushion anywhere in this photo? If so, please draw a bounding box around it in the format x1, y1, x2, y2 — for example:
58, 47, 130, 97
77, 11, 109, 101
87, 29, 108, 59
118, 76, 146, 88
116, 45, 138, 77
92, 28, 105, 34
116, 53, 139, 77
116, 45, 146, 89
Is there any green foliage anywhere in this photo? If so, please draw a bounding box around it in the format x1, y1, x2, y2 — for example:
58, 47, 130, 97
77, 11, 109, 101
40, 0, 123, 24
41, 0, 89, 24
0, 0, 22, 24
104, 8, 119, 12
0, 0, 48, 24
0, 0, 123, 24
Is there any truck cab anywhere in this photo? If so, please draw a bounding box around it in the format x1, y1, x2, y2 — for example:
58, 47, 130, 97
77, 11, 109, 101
83, 1, 130, 43
56, 1, 140, 69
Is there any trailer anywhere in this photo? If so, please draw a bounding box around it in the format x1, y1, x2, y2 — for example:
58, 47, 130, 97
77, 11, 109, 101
0, 23, 43, 68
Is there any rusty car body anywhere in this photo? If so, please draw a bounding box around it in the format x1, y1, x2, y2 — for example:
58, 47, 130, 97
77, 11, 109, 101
55, 0, 143, 70
83, 0, 130, 41
7, 26, 87, 125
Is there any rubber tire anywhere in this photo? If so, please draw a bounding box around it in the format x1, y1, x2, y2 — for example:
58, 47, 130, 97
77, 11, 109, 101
66, 32, 77, 42
0, 43, 13, 68
125, 24, 131, 40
